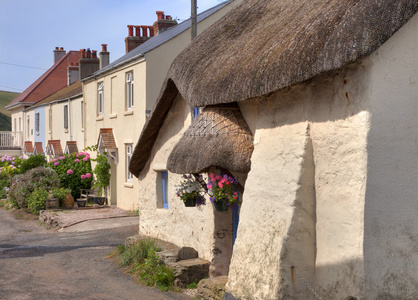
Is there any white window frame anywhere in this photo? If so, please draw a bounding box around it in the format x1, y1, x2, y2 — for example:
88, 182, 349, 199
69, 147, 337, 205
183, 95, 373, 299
126, 144, 133, 182
81, 101, 84, 128
126, 72, 134, 110
98, 82, 104, 115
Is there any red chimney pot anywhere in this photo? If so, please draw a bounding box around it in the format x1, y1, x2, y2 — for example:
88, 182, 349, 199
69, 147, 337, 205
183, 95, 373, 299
140, 25, 148, 37
127, 25, 134, 37
92, 50, 97, 59
156, 11, 165, 20
60, 47, 64, 50
166, 15, 172, 20
134, 26, 141, 37
101, 44, 108, 52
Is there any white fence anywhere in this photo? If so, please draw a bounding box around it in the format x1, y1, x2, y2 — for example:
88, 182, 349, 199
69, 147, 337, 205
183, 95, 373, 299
0, 131, 23, 148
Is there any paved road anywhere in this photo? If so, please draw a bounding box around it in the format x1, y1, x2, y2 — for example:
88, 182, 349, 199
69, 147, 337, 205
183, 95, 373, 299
0, 209, 191, 300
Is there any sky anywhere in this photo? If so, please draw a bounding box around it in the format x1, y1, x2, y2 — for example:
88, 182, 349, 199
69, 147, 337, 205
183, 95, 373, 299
0, 0, 227, 93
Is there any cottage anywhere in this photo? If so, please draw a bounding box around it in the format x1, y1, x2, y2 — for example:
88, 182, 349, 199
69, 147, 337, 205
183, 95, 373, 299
130, 0, 418, 299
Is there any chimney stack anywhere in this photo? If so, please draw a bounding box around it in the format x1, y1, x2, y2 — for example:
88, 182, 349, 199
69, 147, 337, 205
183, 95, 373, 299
53, 47, 66, 64
125, 25, 154, 54
153, 11, 177, 36
79, 48, 100, 80
99, 44, 110, 69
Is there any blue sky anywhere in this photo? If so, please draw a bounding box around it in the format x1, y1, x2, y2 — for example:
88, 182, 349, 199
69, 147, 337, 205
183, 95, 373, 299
0, 0, 226, 93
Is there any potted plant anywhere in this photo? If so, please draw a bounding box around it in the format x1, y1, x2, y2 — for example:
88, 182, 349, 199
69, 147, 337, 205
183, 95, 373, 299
175, 174, 206, 207
207, 172, 239, 211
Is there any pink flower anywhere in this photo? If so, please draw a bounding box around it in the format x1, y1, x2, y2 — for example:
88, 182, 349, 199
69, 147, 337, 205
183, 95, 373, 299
210, 173, 214, 178
81, 175, 86, 179
59, 156, 64, 160
76, 154, 79, 157
78, 151, 84, 156
215, 175, 222, 181
226, 181, 230, 185
54, 162, 59, 166
218, 182, 223, 188
53, 159, 57, 162
85, 173, 91, 178
67, 169, 73, 175
75, 159, 80, 163
207, 184, 212, 190
83, 156, 89, 162
11, 161, 15, 165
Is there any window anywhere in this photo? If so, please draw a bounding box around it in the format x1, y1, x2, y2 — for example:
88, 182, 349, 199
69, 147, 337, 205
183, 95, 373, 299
64, 105, 68, 129
126, 72, 134, 110
193, 107, 201, 119
126, 144, 133, 182
19, 117, 21, 132
161, 171, 168, 209
13, 118, 16, 132
98, 82, 104, 115
27, 116, 30, 138
35, 113, 40, 134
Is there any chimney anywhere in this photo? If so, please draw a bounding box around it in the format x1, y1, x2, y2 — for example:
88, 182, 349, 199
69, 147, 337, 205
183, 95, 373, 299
99, 44, 110, 69
153, 11, 177, 36
53, 47, 66, 64
67, 62, 79, 85
125, 24, 152, 54
79, 48, 100, 80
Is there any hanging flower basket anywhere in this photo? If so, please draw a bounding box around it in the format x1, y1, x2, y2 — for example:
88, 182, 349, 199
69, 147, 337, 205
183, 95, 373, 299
207, 172, 240, 211
175, 174, 206, 207
184, 198, 197, 207
213, 199, 229, 211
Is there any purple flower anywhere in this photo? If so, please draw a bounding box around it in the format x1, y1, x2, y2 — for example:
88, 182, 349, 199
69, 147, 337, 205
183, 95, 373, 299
54, 162, 59, 166
67, 169, 73, 175
19, 156, 23, 159
11, 161, 15, 165
53, 158, 57, 162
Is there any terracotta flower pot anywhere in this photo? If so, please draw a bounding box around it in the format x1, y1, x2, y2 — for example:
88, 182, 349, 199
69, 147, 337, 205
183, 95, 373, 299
63, 193, 74, 208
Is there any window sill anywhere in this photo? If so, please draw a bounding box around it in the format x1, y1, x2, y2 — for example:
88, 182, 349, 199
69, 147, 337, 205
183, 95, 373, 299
64, 129, 69, 133
109, 113, 117, 119
124, 110, 134, 116
124, 182, 133, 188
96, 116, 104, 121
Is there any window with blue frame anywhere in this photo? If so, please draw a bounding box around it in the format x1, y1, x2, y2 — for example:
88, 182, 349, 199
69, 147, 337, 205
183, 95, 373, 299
193, 107, 200, 119
161, 171, 169, 209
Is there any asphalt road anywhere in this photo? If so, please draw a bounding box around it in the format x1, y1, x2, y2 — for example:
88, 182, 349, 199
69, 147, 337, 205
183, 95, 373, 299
0, 209, 191, 300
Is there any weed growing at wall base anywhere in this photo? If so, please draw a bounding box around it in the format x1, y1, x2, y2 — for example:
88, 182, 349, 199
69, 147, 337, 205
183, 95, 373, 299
110, 239, 176, 292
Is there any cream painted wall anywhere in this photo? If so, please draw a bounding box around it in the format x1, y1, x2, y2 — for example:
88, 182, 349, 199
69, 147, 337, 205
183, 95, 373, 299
137, 94, 216, 261
83, 60, 146, 210
48, 97, 84, 152
145, 0, 243, 110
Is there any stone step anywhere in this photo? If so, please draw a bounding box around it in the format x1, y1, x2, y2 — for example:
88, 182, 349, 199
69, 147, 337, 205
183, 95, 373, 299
196, 276, 228, 300
168, 258, 210, 287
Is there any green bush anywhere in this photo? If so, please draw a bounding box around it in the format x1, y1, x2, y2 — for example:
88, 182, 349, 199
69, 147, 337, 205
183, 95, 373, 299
27, 188, 49, 214
46, 152, 93, 200
10, 167, 60, 209
0, 171, 12, 199
20, 154, 46, 173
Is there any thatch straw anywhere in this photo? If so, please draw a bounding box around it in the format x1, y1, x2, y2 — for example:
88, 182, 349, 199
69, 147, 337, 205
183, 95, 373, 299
167, 103, 254, 174
129, 79, 179, 177
168, 0, 418, 107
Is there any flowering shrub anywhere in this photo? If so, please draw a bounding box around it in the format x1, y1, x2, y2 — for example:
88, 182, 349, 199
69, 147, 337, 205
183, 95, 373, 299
207, 172, 239, 205
19, 154, 46, 173
175, 174, 206, 206
84, 145, 111, 196
9, 167, 60, 209
46, 152, 93, 199
0, 155, 25, 175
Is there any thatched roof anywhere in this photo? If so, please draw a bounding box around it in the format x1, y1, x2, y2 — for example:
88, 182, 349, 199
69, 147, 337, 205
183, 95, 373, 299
130, 0, 418, 177
169, 0, 418, 107
167, 103, 253, 174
